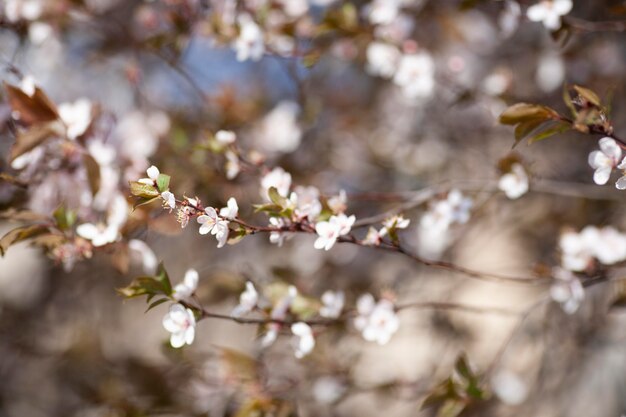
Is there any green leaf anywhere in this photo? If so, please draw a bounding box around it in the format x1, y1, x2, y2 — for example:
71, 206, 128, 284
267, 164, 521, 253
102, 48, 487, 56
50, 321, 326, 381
253, 203, 284, 214
146, 298, 169, 312
155, 262, 173, 295
514, 119, 544, 144
527, 122, 570, 144
573, 85, 601, 107
499, 103, 559, 125
117, 277, 167, 298
53, 205, 77, 230
268, 186, 287, 207
129, 181, 160, 199
0, 224, 49, 256
83, 153, 101, 197
156, 173, 170, 193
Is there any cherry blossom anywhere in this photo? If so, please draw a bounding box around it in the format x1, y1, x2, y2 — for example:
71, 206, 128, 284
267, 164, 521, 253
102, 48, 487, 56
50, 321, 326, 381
225, 151, 241, 180
559, 226, 626, 271
549, 268, 584, 314
173, 269, 199, 301
255, 101, 302, 153
160, 191, 176, 210
368, 0, 401, 25
588, 137, 621, 185
293, 186, 322, 220
498, 163, 529, 199
291, 322, 315, 358
219, 197, 239, 219
269, 217, 291, 246
393, 52, 436, 101
58, 99, 92, 140
366, 42, 401, 79
354, 294, 399, 345
197, 207, 219, 235
76, 223, 119, 247
261, 167, 292, 200
128, 239, 158, 274
231, 281, 258, 317
319, 290, 344, 319
363, 227, 385, 246
526, 0, 573, 31
215, 130, 236, 145
234, 14, 265, 62
382, 214, 410, 230
314, 214, 355, 251
138, 165, 160, 185
213, 220, 230, 248
491, 370, 528, 405
327, 190, 347, 214
162, 303, 196, 348
4, 0, 42, 22
615, 158, 626, 190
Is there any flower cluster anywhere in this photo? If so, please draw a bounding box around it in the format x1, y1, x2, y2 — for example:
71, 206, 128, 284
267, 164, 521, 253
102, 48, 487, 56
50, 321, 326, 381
354, 294, 400, 345
559, 225, 626, 272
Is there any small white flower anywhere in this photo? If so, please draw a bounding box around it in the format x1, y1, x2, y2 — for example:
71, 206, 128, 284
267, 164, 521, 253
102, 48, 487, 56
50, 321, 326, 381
588, 137, 621, 185
447, 189, 473, 224
19, 75, 36, 97
232, 281, 258, 317
212, 220, 230, 248
269, 217, 291, 246
255, 101, 302, 153
327, 190, 347, 214
138, 165, 160, 185
498, 163, 529, 199
261, 323, 279, 348
291, 322, 315, 358
215, 130, 236, 145
393, 52, 436, 101
615, 157, 626, 190
197, 207, 219, 235
225, 150, 240, 180
160, 191, 176, 210
594, 226, 626, 265
173, 269, 199, 301
354, 294, 399, 345
383, 215, 410, 230
293, 186, 322, 220
219, 197, 239, 219
550, 268, 584, 314
320, 290, 344, 319
234, 14, 265, 62
262, 286, 297, 348
162, 303, 196, 348
261, 167, 292, 200
76, 223, 119, 247
363, 227, 384, 246
368, 0, 401, 25
491, 370, 528, 405
559, 226, 598, 271
128, 239, 158, 274
314, 214, 355, 251
58, 98, 92, 140
366, 42, 401, 79
526, 0, 573, 31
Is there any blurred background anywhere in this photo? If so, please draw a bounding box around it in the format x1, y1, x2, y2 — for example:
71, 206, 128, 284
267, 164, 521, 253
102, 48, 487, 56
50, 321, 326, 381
1, 0, 626, 416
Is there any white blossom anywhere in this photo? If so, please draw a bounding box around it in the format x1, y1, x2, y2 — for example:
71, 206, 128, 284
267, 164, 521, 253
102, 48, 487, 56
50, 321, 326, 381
559, 226, 598, 271
269, 217, 291, 246
128, 239, 158, 274
320, 290, 344, 319
261, 167, 292, 200
491, 370, 528, 405
160, 191, 176, 210
232, 281, 258, 317
262, 286, 297, 347
314, 214, 355, 251
215, 130, 236, 145
213, 220, 230, 248
76, 223, 119, 247
498, 163, 529, 199
173, 269, 199, 301
4, 0, 42, 22
225, 150, 241, 180
363, 227, 385, 246
255, 101, 302, 153
197, 207, 219, 235
354, 294, 399, 345
382, 215, 410, 230
327, 190, 347, 214
366, 42, 401, 79
293, 186, 322, 220
58, 98, 92, 140
393, 52, 436, 101
550, 268, 584, 314
138, 165, 160, 185
219, 197, 239, 219
615, 157, 626, 190
291, 322, 315, 358
526, 0, 573, 31
162, 303, 196, 348
234, 14, 265, 62
368, 0, 401, 25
